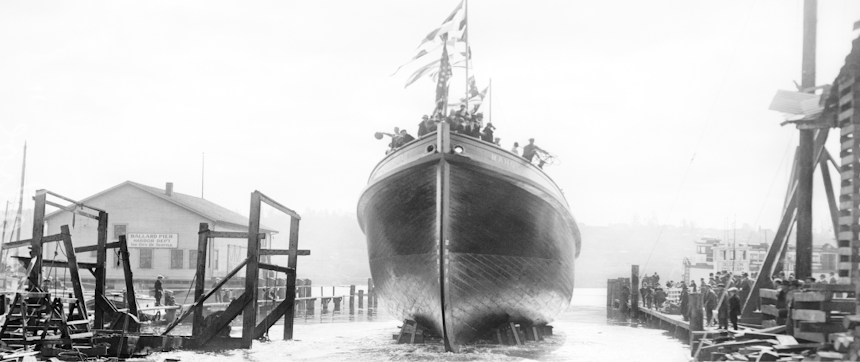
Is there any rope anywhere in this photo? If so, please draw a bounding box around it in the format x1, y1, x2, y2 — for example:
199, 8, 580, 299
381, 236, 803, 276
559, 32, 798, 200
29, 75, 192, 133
641, 0, 758, 272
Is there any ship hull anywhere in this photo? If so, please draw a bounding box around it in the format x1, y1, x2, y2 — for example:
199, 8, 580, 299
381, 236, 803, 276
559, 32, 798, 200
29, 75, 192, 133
358, 123, 580, 351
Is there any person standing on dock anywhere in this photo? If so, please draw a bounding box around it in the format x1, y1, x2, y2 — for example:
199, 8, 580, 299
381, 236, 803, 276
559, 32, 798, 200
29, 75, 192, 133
830, 272, 837, 284
680, 284, 689, 322
702, 284, 717, 327
727, 287, 741, 330
739, 273, 752, 306
715, 284, 728, 330
154, 275, 164, 306
690, 280, 697, 293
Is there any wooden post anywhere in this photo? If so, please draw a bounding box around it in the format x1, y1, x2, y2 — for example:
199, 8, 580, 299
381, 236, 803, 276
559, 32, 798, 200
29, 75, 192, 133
689, 292, 703, 332
283, 217, 300, 340
631, 265, 640, 318
29, 191, 46, 290
795, 0, 817, 281
367, 278, 374, 308
193, 223, 209, 338
241, 192, 263, 349
119, 235, 138, 318
61, 225, 87, 318
349, 285, 355, 313
358, 289, 364, 308
94, 210, 108, 328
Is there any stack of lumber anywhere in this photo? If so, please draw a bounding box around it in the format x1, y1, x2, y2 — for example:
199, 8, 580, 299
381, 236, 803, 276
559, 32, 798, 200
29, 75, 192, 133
788, 290, 854, 343
760, 289, 787, 328
692, 325, 852, 361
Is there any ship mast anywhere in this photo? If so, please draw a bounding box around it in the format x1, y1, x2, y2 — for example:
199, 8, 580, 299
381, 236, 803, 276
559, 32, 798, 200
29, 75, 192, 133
464, 0, 469, 117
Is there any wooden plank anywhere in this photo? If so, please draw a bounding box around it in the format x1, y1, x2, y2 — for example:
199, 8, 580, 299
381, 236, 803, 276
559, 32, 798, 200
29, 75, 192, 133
760, 289, 779, 300
74, 242, 120, 253
284, 217, 300, 340
44, 190, 106, 212
193, 223, 209, 338
839, 231, 854, 241
260, 249, 310, 256
798, 321, 846, 334
839, 215, 855, 225
794, 300, 856, 314
761, 305, 787, 318
119, 236, 137, 317
241, 191, 263, 349
61, 225, 87, 319
793, 331, 827, 343
843, 154, 856, 167
791, 291, 829, 302
842, 124, 856, 136
840, 108, 855, 122
842, 139, 856, 151
822, 155, 840, 241
196, 292, 251, 347
254, 295, 292, 339
206, 231, 266, 239
805, 284, 855, 292
840, 75, 856, 89
792, 309, 827, 323
258, 262, 294, 274
94, 211, 108, 328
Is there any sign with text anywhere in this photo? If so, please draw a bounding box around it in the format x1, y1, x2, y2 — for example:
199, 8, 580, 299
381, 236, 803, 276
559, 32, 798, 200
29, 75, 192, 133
716, 260, 749, 272
127, 233, 178, 248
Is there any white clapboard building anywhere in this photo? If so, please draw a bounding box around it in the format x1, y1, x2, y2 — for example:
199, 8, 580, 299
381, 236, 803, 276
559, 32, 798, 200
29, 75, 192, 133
43, 181, 277, 290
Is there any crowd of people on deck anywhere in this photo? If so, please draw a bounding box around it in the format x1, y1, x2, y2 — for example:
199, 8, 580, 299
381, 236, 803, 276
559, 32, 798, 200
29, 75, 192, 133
380, 104, 552, 168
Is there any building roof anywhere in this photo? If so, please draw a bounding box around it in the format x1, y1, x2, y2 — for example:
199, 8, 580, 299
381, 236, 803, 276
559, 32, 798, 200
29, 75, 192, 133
45, 181, 278, 233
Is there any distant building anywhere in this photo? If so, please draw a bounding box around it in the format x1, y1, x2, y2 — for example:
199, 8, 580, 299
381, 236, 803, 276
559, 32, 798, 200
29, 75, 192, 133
687, 237, 837, 282
43, 181, 277, 290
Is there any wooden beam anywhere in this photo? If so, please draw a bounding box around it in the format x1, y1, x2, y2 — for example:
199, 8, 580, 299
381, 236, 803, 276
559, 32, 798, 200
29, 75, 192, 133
118, 236, 138, 317
819, 151, 840, 254
205, 231, 266, 239
29, 192, 46, 289
284, 217, 300, 340
43, 200, 99, 220
258, 192, 301, 220
196, 292, 251, 347
242, 192, 263, 349
44, 190, 106, 213
74, 242, 120, 253
61, 225, 88, 319
254, 295, 293, 339
260, 249, 310, 256
2, 233, 64, 250
162, 257, 249, 335
94, 211, 108, 328
193, 223, 209, 338
258, 262, 294, 275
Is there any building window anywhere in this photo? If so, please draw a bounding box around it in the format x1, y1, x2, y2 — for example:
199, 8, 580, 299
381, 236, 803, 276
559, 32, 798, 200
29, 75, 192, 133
114, 224, 127, 240
214, 250, 219, 270
170, 250, 184, 269
139, 249, 153, 269
189, 250, 198, 269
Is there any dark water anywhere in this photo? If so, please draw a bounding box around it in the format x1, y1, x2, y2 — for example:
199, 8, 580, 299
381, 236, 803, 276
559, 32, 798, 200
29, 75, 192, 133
153, 288, 689, 361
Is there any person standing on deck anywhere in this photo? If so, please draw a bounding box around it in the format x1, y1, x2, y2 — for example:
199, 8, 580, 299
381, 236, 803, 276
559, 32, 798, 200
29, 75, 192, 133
154, 275, 164, 306
511, 142, 520, 156
522, 138, 538, 162
680, 285, 690, 321
418, 115, 430, 137
728, 287, 741, 330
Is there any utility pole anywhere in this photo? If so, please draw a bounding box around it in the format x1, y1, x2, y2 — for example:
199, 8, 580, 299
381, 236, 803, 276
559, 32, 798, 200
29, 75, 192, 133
794, 0, 816, 280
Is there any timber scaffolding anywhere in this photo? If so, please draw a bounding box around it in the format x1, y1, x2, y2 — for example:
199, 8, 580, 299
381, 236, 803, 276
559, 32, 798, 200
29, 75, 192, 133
0, 189, 312, 358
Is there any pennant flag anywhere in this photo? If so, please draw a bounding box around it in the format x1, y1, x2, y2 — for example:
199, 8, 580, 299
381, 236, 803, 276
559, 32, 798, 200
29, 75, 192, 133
435, 42, 453, 111
404, 59, 442, 88
420, 1, 466, 48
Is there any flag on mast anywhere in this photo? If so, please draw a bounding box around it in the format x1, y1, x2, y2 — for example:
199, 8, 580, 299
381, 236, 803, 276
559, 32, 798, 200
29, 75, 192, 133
435, 40, 453, 113
392, 1, 467, 77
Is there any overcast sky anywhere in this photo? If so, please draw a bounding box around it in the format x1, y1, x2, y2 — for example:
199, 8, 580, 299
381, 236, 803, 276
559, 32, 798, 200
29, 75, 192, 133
1, 0, 859, 233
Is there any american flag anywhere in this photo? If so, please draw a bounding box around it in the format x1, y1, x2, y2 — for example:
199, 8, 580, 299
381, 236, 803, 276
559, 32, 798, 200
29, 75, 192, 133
435, 41, 453, 112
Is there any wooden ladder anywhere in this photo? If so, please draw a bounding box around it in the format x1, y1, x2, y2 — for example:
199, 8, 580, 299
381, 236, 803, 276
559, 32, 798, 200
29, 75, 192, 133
0, 291, 51, 350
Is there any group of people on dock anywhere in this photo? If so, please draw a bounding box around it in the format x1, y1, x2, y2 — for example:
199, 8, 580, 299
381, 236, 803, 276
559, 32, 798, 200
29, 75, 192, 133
382, 105, 551, 168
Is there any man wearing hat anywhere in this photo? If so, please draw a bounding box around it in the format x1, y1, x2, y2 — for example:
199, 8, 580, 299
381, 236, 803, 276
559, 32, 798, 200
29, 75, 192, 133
154, 275, 164, 306
716, 284, 729, 330
522, 138, 538, 162
739, 273, 752, 308
728, 287, 741, 330
702, 284, 717, 327
418, 115, 430, 137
